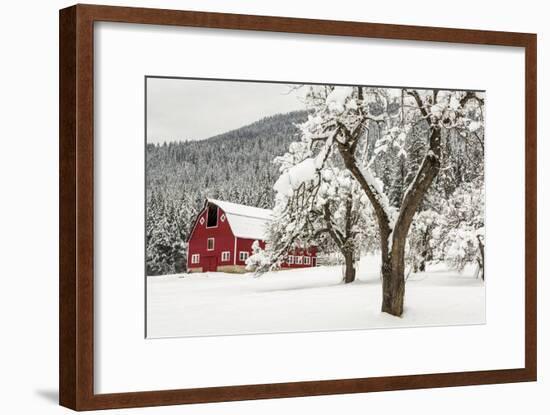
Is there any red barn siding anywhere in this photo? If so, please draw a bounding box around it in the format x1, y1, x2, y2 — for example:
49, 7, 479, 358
235, 238, 266, 267
281, 247, 318, 269
187, 204, 235, 272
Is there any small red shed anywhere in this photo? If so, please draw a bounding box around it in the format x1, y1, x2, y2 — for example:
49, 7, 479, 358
186, 199, 317, 273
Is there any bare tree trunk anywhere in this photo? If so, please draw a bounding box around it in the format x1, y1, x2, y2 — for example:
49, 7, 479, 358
418, 259, 426, 272
381, 253, 406, 315
319, 196, 358, 284
476, 234, 485, 281
343, 250, 356, 283
418, 227, 431, 272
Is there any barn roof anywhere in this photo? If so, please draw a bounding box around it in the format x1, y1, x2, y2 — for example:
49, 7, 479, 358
208, 199, 272, 241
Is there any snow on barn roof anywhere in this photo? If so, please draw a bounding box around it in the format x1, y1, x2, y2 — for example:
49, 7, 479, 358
208, 199, 272, 241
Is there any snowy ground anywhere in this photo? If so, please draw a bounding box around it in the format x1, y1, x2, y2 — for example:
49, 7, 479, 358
146, 254, 485, 338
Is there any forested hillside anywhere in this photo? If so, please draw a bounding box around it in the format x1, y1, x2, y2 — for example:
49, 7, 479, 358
146, 110, 308, 275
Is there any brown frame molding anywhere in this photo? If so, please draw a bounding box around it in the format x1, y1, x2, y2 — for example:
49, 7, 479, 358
59, 3, 537, 411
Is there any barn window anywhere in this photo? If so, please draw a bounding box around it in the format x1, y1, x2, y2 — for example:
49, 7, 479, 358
207, 238, 215, 251
221, 251, 230, 262
191, 254, 200, 264
206, 204, 218, 227
239, 251, 249, 262
287, 255, 294, 265
296, 256, 303, 265
304, 256, 311, 265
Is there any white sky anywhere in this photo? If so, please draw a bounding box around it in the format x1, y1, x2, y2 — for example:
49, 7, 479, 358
146, 78, 308, 143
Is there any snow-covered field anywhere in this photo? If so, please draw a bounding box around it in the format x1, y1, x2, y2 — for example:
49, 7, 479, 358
146, 255, 485, 338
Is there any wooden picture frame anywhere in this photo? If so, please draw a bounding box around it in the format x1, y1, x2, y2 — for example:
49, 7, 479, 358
59, 4, 537, 411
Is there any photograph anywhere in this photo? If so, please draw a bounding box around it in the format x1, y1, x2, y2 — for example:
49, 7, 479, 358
145, 77, 486, 338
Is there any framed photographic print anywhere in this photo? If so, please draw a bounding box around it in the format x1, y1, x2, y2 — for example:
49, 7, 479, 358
59, 4, 537, 411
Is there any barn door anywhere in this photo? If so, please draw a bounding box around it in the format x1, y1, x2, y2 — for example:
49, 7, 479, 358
205, 256, 217, 272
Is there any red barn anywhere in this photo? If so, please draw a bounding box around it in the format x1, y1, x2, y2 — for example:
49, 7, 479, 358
186, 199, 317, 273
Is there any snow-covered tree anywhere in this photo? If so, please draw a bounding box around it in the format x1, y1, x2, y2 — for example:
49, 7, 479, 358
405, 209, 439, 273
146, 192, 187, 275
436, 180, 485, 279
309, 168, 374, 283
245, 240, 272, 272
286, 85, 484, 315
252, 130, 374, 283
